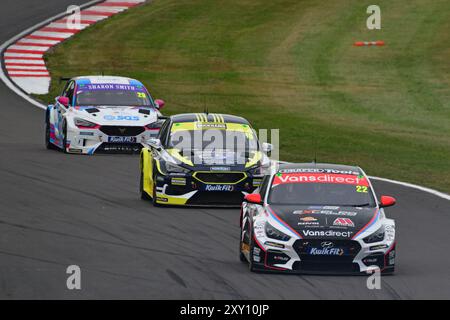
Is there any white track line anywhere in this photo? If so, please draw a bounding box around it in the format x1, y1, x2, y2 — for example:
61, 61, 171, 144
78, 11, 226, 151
276, 162, 450, 201
368, 176, 450, 201
0, 1, 448, 201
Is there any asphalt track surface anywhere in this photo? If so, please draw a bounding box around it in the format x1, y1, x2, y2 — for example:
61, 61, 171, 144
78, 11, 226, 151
1, 0, 450, 299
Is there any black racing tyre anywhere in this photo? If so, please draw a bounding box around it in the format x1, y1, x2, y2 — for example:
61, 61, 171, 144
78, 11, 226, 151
239, 242, 247, 263
247, 228, 258, 272
239, 222, 249, 263
62, 121, 68, 153
140, 169, 151, 200
45, 120, 57, 150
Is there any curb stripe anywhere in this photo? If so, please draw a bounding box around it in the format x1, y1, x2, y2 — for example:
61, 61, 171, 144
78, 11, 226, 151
24, 35, 66, 41
40, 27, 79, 34
81, 10, 116, 16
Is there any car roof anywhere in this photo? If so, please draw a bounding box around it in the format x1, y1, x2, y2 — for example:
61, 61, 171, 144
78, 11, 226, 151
277, 162, 363, 175
170, 113, 250, 124
73, 75, 145, 87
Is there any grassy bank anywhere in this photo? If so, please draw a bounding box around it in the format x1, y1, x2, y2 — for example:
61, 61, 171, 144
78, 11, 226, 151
37, 0, 450, 192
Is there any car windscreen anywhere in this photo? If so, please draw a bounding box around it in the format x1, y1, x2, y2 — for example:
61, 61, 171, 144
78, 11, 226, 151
268, 172, 376, 207
75, 83, 153, 106
168, 122, 259, 152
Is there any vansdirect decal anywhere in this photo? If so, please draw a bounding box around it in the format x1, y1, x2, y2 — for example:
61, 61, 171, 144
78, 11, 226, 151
273, 173, 369, 186
302, 230, 353, 238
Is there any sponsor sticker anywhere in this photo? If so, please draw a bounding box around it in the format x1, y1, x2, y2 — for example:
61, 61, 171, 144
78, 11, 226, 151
104, 115, 140, 121
273, 173, 369, 186
204, 184, 235, 192
302, 230, 353, 238
108, 136, 137, 143
308, 247, 345, 256
333, 217, 355, 227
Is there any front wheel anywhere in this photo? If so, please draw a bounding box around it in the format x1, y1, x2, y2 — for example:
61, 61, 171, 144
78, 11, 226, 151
61, 121, 68, 153
45, 120, 57, 150
140, 169, 151, 200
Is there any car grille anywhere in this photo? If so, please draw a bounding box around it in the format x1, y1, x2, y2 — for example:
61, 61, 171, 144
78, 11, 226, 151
187, 191, 244, 205
96, 143, 142, 154
293, 239, 361, 273
193, 172, 246, 184
99, 126, 145, 136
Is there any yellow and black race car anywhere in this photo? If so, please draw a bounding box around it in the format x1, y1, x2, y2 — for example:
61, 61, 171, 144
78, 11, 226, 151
139, 113, 273, 206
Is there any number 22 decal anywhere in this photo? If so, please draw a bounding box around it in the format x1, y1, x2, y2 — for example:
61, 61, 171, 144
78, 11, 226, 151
356, 185, 368, 193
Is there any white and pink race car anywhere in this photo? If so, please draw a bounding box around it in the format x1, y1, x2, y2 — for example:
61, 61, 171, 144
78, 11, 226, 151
45, 75, 165, 154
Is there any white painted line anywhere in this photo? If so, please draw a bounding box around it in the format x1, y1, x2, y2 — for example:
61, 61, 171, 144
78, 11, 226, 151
10, 77, 51, 95
9, 44, 50, 52
9, 71, 49, 75
32, 31, 75, 39
47, 22, 91, 30
0, 0, 104, 109
5, 59, 46, 65
276, 161, 450, 201
16, 39, 60, 45
4, 52, 43, 58
80, 14, 109, 21
6, 65, 48, 70
89, 5, 128, 12
369, 176, 450, 201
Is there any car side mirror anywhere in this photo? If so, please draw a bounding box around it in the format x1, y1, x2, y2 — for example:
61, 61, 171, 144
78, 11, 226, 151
57, 96, 69, 107
154, 99, 165, 110
379, 195, 396, 208
147, 138, 162, 150
244, 193, 263, 204
262, 142, 273, 155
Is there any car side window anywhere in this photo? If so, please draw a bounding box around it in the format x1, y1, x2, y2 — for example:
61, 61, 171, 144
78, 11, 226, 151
258, 175, 271, 199
158, 120, 171, 147
61, 81, 71, 97
65, 81, 75, 106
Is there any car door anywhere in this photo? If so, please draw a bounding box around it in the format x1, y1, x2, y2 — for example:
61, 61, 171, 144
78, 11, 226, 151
56, 80, 74, 138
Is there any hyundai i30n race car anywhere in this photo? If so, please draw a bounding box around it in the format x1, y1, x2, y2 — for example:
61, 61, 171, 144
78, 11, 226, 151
45, 76, 165, 154
139, 113, 273, 206
239, 163, 397, 274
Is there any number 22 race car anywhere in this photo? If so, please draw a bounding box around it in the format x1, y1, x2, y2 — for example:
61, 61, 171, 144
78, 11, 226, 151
45, 76, 165, 154
239, 163, 397, 274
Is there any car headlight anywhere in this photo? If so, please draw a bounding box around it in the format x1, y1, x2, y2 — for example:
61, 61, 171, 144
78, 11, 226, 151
264, 222, 291, 241
162, 161, 191, 174
74, 118, 98, 128
363, 226, 385, 243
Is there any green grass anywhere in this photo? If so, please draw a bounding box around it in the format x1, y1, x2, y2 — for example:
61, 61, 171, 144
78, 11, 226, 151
37, 0, 450, 192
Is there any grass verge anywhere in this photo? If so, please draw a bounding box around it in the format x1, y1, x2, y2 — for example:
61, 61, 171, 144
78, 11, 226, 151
37, 0, 450, 192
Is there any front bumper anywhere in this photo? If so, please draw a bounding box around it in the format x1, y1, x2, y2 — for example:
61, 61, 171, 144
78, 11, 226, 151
154, 171, 263, 206
65, 125, 158, 154
249, 237, 396, 275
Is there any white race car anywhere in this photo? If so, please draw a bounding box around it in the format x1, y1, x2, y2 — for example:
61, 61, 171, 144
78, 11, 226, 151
239, 163, 397, 274
45, 75, 165, 154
